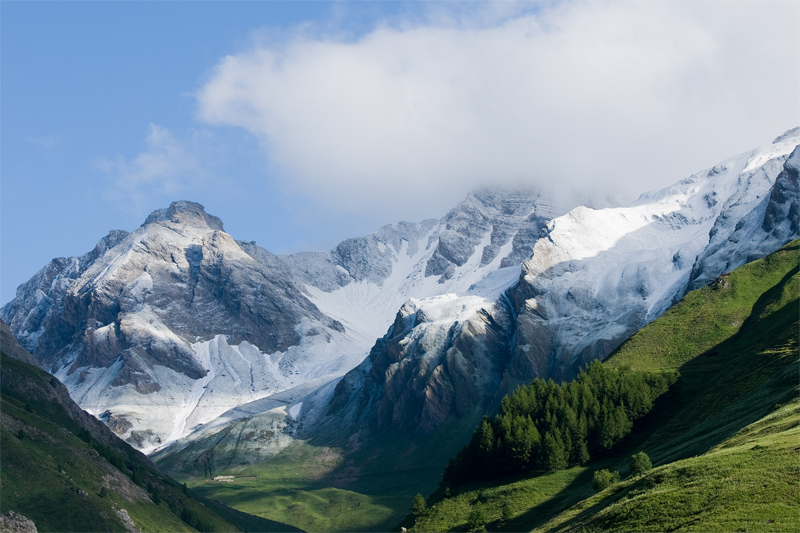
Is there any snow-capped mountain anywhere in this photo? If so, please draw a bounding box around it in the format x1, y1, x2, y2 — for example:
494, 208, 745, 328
6, 128, 797, 456
2, 189, 569, 452
308, 128, 800, 443
1, 202, 352, 451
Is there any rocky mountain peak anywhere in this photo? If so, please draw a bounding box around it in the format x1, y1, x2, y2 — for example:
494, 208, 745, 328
142, 201, 224, 232
772, 126, 800, 144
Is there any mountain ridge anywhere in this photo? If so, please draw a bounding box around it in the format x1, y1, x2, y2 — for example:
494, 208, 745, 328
2, 186, 567, 452
310, 131, 800, 449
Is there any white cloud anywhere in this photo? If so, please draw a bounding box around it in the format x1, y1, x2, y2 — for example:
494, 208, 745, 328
26, 135, 60, 149
197, 0, 798, 222
96, 124, 205, 213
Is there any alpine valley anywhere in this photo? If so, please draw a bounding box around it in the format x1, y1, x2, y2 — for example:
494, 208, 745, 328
2, 128, 798, 532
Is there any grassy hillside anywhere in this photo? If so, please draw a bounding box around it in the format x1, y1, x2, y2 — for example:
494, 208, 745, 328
401, 239, 799, 532
0, 346, 301, 532
167, 407, 481, 532
539, 402, 798, 532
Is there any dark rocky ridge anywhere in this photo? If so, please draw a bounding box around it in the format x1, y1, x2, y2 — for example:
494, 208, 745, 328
319, 297, 516, 441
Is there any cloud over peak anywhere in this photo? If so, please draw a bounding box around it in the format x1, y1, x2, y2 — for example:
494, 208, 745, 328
197, 1, 797, 221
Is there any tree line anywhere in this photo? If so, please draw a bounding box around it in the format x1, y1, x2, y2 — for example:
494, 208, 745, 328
443, 360, 676, 486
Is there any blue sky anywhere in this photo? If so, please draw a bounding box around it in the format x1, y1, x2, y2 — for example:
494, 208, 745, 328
2, 0, 798, 305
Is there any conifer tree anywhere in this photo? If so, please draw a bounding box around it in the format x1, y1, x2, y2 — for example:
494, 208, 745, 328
544, 430, 568, 471
577, 438, 590, 465
411, 493, 427, 516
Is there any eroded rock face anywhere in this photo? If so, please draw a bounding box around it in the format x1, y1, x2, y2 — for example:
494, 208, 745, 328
283, 221, 440, 293
424, 188, 556, 282
284, 187, 568, 292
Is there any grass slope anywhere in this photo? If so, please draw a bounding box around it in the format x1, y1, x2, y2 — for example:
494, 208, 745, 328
175, 410, 481, 532
0, 350, 299, 532
402, 239, 799, 532
539, 402, 799, 532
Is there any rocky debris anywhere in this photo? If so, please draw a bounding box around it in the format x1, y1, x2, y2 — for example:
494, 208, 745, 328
127, 429, 162, 449
76, 489, 88, 499
114, 509, 141, 533
101, 411, 133, 435
0, 511, 37, 533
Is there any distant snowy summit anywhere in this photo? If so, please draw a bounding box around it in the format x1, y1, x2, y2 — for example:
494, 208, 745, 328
2, 187, 568, 451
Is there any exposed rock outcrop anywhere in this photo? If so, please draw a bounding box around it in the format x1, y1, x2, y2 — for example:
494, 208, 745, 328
0, 511, 38, 533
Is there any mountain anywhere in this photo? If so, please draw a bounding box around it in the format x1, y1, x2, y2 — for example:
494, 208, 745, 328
4, 127, 798, 531
308, 129, 799, 446
401, 237, 798, 532
0, 318, 300, 533
153, 129, 799, 533
2, 189, 570, 452
1, 201, 351, 453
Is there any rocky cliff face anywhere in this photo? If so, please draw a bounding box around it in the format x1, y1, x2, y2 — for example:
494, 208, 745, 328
317, 275, 518, 442
146, 187, 571, 460
311, 129, 800, 445
283, 187, 572, 349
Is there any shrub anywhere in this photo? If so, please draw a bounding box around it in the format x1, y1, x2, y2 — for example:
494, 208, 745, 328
592, 469, 620, 492
501, 504, 514, 521
630, 451, 652, 476
466, 505, 487, 532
